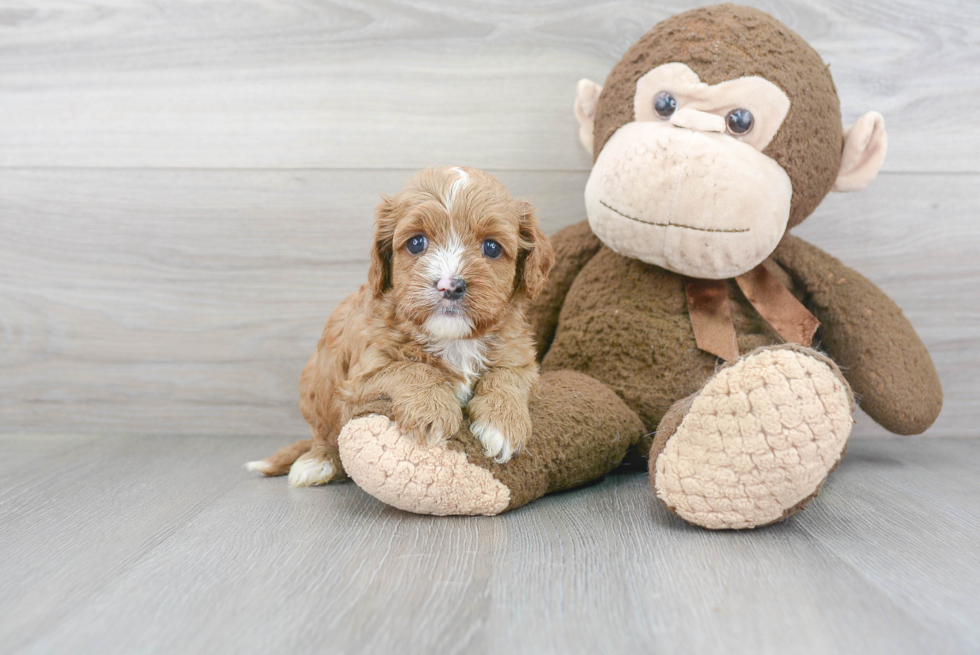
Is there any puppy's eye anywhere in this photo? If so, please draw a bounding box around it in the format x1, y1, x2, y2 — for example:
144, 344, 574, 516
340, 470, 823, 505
406, 235, 427, 255
653, 91, 677, 119
481, 239, 502, 259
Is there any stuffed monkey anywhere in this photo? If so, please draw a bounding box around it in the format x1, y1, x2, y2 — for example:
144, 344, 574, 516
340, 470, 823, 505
332, 4, 943, 529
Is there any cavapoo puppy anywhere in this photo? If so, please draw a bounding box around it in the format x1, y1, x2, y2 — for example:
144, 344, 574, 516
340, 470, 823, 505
247, 166, 555, 486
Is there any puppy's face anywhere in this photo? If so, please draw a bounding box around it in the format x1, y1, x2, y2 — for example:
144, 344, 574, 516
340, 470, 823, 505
370, 167, 554, 341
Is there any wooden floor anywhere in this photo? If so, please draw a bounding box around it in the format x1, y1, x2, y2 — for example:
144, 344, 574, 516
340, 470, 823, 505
1, 434, 978, 654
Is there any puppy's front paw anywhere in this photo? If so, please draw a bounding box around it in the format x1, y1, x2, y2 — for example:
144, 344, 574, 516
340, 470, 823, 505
394, 388, 463, 445
470, 422, 516, 463
469, 402, 531, 464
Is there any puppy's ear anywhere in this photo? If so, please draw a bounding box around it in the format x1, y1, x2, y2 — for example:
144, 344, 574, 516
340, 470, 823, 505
369, 194, 397, 298
515, 201, 555, 301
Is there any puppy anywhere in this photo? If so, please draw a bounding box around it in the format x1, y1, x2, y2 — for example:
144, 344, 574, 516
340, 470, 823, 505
247, 167, 555, 486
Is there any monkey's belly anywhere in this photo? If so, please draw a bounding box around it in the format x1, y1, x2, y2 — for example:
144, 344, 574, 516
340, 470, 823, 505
541, 246, 779, 430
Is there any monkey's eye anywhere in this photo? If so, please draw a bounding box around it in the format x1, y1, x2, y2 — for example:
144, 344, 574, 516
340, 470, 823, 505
406, 235, 428, 255
726, 109, 754, 135
481, 239, 502, 259
653, 91, 677, 119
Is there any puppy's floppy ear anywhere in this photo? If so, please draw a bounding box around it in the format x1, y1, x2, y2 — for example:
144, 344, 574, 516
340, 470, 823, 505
369, 194, 397, 298
515, 200, 555, 301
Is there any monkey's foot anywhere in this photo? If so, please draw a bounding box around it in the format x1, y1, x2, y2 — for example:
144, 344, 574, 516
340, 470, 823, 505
337, 415, 511, 516
651, 345, 853, 530
338, 371, 645, 516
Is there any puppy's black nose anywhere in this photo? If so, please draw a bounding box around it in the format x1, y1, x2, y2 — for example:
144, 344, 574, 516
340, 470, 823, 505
436, 277, 467, 300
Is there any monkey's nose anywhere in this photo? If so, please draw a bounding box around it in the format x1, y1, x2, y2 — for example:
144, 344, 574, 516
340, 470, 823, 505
436, 277, 467, 301
670, 107, 726, 133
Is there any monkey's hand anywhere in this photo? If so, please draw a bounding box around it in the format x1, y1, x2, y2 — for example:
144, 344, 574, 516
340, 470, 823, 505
772, 234, 942, 434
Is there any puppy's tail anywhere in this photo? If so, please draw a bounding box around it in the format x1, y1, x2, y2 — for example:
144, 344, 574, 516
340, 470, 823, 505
245, 439, 312, 477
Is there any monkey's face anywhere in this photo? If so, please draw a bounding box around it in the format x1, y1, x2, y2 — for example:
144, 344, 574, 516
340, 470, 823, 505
584, 63, 794, 280
577, 6, 888, 280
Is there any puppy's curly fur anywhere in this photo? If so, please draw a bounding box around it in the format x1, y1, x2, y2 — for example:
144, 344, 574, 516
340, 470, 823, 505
247, 167, 555, 486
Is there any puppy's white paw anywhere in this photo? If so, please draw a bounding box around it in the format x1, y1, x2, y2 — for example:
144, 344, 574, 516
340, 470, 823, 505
288, 453, 337, 487
244, 459, 276, 475
470, 421, 516, 464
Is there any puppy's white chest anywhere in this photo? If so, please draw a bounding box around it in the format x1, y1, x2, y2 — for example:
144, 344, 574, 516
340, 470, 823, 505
428, 338, 488, 406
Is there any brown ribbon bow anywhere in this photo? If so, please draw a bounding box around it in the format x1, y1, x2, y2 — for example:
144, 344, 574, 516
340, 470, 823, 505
685, 263, 820, 362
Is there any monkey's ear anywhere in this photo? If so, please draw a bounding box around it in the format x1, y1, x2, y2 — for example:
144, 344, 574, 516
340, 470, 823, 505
833, 112, 888, 192
369, 194, 397, 298
574, 79, 603, 155
516, 201, 555, 301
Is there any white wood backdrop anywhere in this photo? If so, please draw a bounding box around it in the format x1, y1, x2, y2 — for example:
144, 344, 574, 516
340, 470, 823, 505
1, 0, 977, 439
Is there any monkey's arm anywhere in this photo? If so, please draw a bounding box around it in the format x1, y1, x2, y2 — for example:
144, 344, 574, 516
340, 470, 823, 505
526, 220, 603, 360
772, 234, 942, 435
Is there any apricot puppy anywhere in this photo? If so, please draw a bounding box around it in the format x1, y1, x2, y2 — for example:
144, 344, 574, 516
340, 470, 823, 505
247, 167, 555, 486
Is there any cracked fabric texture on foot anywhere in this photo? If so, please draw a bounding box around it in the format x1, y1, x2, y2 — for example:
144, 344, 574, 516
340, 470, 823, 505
339, 415, 511, 516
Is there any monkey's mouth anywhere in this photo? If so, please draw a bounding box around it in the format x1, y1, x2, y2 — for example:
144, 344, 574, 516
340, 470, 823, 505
599, 200, 750, 234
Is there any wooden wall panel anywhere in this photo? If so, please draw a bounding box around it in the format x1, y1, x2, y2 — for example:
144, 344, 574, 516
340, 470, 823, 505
0, 0, 977, 171
0, 0, 976, 437
1, 169, 974, 437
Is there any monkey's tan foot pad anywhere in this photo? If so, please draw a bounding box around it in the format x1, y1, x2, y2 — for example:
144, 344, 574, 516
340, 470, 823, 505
338, 415, 511, 516
652, 347, 853, 530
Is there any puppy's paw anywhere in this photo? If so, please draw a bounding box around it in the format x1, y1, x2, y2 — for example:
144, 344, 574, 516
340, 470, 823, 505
245, 459, 279, 476
394, 388, 463, 445
469, 402, 531, 464
288, 450, 340, 487
470, 421, 517, 463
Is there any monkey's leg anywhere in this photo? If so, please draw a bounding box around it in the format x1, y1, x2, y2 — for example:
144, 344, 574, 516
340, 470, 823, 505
650, 344, 853, 530
336, 370, 645, 516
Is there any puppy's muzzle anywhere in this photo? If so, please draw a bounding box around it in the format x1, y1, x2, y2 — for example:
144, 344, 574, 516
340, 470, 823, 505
436, 277, 467, 301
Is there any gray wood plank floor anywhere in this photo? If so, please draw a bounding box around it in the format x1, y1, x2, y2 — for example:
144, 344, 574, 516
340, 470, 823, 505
1, 434, 978, 654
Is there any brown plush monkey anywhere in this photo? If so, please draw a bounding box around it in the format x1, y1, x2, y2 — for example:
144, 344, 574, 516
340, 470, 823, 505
333, 4, 943, 529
